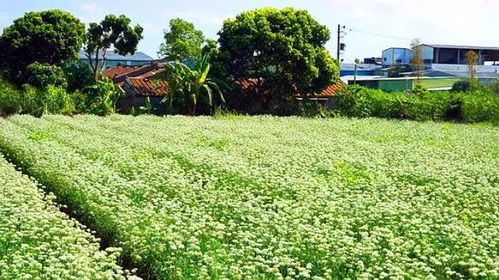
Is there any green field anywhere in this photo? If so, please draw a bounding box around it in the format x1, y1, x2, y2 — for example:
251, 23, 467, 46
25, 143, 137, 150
0, 115, 498, 279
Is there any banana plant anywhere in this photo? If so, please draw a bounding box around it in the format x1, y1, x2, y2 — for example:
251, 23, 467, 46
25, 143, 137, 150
162, 54, 225, 115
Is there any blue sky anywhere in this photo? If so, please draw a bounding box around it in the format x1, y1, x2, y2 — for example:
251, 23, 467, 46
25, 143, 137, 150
1, 0, 498, 63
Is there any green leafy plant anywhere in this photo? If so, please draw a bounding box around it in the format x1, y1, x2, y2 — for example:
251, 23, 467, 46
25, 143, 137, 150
20, 85, 74, 117
451, 80, 471, 92
83, 76, 124, 116
162, 54, 225, 115
63, 61, 96, 92
25, 62, 67, 89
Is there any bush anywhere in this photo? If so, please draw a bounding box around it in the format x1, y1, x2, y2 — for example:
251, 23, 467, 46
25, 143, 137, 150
451, 80, 471, 92
334, 86, 498, 123
0, 77, 22, 116
25, 62, 67, 89
461, 91, 499, 123
20, 85, 74, 117
63, 61, 95, 92
82, 76, 123, 116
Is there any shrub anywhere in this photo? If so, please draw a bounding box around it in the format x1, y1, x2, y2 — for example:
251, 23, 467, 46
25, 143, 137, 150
334, 86, 498, 123
487, 80, 499, 94
82, 76, 123, 116
25, 62, 67, 89
63, 61, 95, 92
451, 80, 471, 92
20, 85, 74, 117
461, 91, 499, 123
0, 77, 22, 116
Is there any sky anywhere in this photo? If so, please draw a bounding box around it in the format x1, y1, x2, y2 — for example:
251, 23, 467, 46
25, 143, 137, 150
0, 0, 498, 63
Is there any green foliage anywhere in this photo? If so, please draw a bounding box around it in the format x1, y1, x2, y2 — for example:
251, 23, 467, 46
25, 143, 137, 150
63, 61, 95, 92
461, 91, 499, 124
25, 62, 67, 89
159, 18, 207, 61
0, 9, 85, 84
133, 96, 153, 115
451, 80, 471, 92
387, 66, 409, 78
218, 7, 339, 114
84, 14, 143, 78
334, 86, 498, 123
162, 54, 225, 115
487, 80, 499, 94
20, 85, 75, 117
0, 77, 22, 116
83, 76, 124, 116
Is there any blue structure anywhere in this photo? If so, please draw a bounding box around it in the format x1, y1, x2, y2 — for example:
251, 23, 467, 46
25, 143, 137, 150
340, 63, 381, 77
382, 48, 413, 66
79, 50, 154, 69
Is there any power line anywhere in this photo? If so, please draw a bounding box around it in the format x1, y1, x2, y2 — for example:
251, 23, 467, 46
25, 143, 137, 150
347, 28, 411, 42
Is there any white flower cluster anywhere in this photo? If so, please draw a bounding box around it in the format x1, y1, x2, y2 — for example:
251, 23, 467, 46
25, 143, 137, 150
0, 154, 135, 279
0, 114, 497, 279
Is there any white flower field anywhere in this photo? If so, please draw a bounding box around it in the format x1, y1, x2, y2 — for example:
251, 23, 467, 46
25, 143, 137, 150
0, 115, 497, 279
0, 154, 132, 279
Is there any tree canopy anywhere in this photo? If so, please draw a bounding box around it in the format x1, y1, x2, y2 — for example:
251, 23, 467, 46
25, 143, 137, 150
159, 19, 207, 62
217, 7, 339, 113
84, 14, 143, 79
0, 9, 86, 84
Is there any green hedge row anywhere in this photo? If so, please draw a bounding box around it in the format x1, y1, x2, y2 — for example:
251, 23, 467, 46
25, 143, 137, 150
333, 86, 499, 124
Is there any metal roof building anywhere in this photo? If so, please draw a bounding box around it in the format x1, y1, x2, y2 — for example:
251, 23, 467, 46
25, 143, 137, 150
78, 50, 154, 68
415, 44, 499, 65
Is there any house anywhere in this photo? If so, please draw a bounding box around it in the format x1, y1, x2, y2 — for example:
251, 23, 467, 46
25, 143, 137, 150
103, 62, 168, 114
104, 62, 347, 114
79, 50, 154, 69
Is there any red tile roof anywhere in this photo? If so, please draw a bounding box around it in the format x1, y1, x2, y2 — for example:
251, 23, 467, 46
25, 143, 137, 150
104, 63, 163, 86
236, 78, 345, 98
103, 65, 142, 80
314, 83, 346, 97
124, 77, 169, 96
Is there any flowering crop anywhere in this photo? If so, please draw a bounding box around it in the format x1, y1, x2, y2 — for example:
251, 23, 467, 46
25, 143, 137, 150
0, 115, 497, 279
0, 154, 135, 279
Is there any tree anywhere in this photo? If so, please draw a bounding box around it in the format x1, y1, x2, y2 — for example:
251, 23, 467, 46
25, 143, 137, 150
159, 19, 206, 62
217, 8, 338, 114
161, 54, 224, 115
25, 62, 67, 89
465, 50, 479, 90
410, 38, 424, 85
63, 61, 95, 92
0, 10, 86, 84
84, 15, 143, 80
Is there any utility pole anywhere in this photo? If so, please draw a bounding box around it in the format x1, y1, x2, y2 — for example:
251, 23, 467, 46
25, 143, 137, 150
337, 24, 341, 62
337, 24, 346, 63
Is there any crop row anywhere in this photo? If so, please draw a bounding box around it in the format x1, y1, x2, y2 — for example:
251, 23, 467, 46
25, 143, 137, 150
0, 115, 498, 279
0, 154, 137, 279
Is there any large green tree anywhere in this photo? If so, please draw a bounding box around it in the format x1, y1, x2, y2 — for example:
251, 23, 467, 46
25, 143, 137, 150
84, 14, 143, 80
0, 9, 86, 84
159, 19, 207, 62
217, 7, 338, 113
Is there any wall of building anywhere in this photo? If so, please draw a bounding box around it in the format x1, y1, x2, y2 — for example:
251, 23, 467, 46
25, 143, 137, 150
382, 48, 413, 66
80, 59, 151, 69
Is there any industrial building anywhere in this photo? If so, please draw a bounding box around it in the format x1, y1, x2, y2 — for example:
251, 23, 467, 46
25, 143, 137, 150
416, 44, 499, 65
